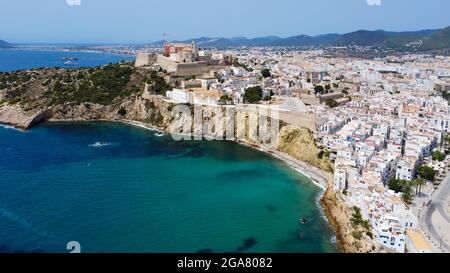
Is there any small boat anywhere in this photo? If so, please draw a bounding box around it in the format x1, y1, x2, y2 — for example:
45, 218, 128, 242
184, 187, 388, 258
64, 60, 77, 65
62, 57, 79, 61
89, 142, 112, 147
300, 218, 307, 225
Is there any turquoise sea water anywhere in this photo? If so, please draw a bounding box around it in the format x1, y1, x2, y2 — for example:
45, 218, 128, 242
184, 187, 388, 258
0, 49, 336, 253
0, 49, 134, 72
0, 122, 336, 253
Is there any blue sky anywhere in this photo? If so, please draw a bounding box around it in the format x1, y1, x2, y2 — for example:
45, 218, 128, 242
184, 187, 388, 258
0, 0, 449, 44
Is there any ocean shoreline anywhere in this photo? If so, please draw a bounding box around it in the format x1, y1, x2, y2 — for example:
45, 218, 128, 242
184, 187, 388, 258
49, 118, 330, 189
3, 117, 344, 252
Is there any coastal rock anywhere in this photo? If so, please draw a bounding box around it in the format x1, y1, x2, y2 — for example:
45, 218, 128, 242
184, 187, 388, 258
277, 125, 334, 173
321, 189, 381, 253
51, 102, 108, 121
0, 105, 51, 129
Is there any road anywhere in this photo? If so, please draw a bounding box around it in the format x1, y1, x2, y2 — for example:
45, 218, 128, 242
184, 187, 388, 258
420, 172, 450, 253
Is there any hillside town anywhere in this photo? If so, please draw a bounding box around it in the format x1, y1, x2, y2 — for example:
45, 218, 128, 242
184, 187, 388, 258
136, 43, 450, 253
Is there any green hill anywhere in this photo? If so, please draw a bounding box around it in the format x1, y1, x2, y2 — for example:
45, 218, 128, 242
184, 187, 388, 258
420, 27, 450, 50
333, 29, 442, 49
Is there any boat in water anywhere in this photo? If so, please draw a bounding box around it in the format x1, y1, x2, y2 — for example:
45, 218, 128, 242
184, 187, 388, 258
64, 60, 77, 66
89, 141, 113, 148
62, 57, 79, 61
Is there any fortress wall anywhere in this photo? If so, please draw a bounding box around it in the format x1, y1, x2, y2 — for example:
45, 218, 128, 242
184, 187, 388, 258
174, 62, 208, 77
156, 55, 178, 72
135, 53, 156, 67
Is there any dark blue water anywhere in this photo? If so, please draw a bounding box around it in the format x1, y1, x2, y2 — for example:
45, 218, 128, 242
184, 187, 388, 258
0, 49, 134, 72
0, 122, 336, 253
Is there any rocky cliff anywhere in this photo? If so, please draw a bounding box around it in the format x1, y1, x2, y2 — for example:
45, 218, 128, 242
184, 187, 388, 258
278, 125, 334, 173
1, 89, 334, 175
322, 189, 382, 253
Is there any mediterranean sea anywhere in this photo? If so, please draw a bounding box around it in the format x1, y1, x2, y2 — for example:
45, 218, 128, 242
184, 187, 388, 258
0, 49, 336, 253
0, 122, 336, 253
0, 49, 134, 72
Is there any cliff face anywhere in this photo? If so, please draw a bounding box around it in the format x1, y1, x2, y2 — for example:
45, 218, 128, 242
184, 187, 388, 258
0, 105, 52, 130
321, 189, 381, 253
278, 125, 334, 173
0, 92, 334, 175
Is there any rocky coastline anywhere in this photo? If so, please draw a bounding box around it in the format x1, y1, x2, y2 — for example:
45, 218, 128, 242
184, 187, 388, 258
0, 93, 376, 253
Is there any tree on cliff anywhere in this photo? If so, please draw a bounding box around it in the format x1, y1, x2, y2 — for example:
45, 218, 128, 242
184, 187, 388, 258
146, 70, 172, 95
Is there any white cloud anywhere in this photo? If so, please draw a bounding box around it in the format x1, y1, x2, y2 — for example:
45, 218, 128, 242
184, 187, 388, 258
66, 0, 81, 6
366, 0, 382, 6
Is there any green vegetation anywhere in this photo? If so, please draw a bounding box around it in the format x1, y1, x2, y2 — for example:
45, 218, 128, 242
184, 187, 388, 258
333, 27, 450, 51
444, 135, 450, 143
351, 231, 363, 240
261, 68, 271, 78
388, 178, 412, 193
444, 135, 450, 154
431, 150, 446, 162
442, 90, 450, 101
417, 166, 436, 181
389, 177, 428, 201
314, 85, 324, 94
145, 70, 171, 95
318, 149, 331, 159
413, 177, 426, 196
325, 99, 338, 108
244, 86, 263, 103
388, 179, 413, 204
50, 64, 133, 105
1, 63, 169, 107
420, 26, 450, 51
219, 94, 233, 105
350, 206, 371, 240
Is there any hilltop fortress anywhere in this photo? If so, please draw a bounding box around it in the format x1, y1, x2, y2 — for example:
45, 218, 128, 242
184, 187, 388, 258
135, 41, 224, 77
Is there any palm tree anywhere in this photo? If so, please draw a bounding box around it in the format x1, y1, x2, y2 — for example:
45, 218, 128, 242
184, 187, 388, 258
440, 135, 449, 149
414, 178, 426, 196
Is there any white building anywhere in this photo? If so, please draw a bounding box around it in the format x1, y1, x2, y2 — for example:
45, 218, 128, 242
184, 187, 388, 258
334, 167, 347, 191
395, 158, 417, 181
166, 88, 189, 103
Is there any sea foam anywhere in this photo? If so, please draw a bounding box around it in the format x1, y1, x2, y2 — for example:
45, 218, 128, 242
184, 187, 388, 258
89, 142, 115, 148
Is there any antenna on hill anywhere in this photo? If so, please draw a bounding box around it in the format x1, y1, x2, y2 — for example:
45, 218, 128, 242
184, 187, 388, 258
163, 33, 169, 44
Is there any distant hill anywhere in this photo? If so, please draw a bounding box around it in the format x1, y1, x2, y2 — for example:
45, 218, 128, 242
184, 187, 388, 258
0, 39, 13, 48
420, 27, 450, 50
150, 26, 450, 50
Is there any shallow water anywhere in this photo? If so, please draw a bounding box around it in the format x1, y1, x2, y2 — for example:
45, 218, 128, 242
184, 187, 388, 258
0, 121, 337, 253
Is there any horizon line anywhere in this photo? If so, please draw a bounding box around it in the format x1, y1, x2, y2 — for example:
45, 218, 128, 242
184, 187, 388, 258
4, 24, 449, 45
